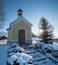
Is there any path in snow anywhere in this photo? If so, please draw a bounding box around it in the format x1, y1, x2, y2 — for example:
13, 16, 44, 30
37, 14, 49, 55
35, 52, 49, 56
0, 44, 10, 65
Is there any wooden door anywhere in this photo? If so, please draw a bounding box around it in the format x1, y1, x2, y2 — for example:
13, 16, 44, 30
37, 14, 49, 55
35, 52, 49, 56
18, 30, 25, 44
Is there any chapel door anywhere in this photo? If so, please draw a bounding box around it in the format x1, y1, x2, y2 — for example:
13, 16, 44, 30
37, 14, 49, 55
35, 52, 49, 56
18, 30, 25, 44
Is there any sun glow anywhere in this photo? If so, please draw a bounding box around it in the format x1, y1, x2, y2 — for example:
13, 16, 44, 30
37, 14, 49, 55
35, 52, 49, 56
39, 29, 44, 34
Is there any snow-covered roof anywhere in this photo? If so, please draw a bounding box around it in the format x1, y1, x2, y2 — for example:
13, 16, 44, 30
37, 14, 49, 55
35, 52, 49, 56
10, 16, 32, 27
7, 16, 32, 31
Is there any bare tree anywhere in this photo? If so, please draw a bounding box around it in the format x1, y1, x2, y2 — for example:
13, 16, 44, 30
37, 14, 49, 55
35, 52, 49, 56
0, 0, 5, 29
39, 17, 54, 44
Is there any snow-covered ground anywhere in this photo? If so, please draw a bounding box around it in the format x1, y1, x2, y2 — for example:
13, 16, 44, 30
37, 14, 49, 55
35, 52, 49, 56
0, 39, 7, 44
0, 39, 58, 65
53, 43, 58, 50
0, 44, 10, 65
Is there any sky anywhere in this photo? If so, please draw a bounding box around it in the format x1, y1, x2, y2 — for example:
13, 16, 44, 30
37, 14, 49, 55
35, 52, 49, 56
2, 0, 58, 37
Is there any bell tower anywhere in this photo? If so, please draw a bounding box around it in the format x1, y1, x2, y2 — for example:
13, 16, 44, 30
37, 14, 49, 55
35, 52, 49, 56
17, 9, 23, 16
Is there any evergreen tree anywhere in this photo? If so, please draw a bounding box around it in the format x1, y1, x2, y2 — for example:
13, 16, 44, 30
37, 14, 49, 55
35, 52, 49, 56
39, 17, 54, 44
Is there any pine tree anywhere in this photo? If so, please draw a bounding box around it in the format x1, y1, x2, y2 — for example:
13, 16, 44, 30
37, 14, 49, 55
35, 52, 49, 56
39, 17, 54, 44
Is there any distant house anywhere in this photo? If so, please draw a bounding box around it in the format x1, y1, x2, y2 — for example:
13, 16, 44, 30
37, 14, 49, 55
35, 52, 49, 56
7, 9, 32, 44
54, 38, 58, 43
0, 36, 7, 40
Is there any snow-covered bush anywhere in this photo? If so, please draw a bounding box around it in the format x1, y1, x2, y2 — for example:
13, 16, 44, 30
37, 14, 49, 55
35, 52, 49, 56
10, 43, 19, 48
7, 43, 33, 65
52, 49, 58, 57
17, 57, 26, 65
43, 44, 53, 53
8, 47, 25, 57
9, 47, 25, 53
7, 52, 33, 65
8, 52, 15, 57
35, 42, 44, 48
13, 52, 33, 64
7, 55, 17, 65
19, 53, 33, 64
34, 42, 53, 53
8, 43, 25, 57
7, 54, 26, 65
14, 47, 25, 53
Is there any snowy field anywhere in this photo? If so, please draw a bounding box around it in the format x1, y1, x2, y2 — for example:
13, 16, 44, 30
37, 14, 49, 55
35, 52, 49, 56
0, 39, 58, 65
